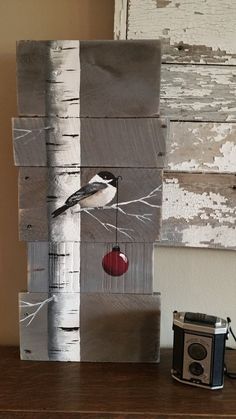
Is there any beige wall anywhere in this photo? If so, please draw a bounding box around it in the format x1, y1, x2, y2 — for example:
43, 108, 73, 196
0, 0, 114, 345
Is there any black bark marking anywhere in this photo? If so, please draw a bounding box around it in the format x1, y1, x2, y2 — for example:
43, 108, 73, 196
62, 134, 79, 138
48, 253, 70, 257
61, 98, 79, 102
59, 327, 80, 332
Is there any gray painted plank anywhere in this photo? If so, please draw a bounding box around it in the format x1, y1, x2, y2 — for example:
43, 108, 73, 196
16, 40, 161, 117
19, 292, 161, 362
80, 292, 161, 362
161, 172, 236, 250
166, 122, 236, 173
13, 117, 167, 168
19, 167, 163, 242
19, 292, 80, 361
27, 242, 80, 293
161, 65, 236, 122
126, 0, 236, 65
17, 40, 80, 117
27, 242, 154, 294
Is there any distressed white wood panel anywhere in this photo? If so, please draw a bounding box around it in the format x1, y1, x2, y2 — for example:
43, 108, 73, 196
19, 167, 81, 242
161, 173, 236, 249
114, 0, 128, 40
126, 0, 236, 65
19, 292, 80, 361
12, 117, 167, 168
161, 65, 236, 122
27, 242, 80, 293
167, 122, 236, 173
17, 40, 80, 117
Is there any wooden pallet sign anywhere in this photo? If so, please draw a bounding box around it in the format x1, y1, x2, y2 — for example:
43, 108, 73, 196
114, 0, 236, 250
14, 40, 163, 362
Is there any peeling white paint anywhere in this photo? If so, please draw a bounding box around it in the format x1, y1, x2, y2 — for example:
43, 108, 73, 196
127, 0, 236, 64
181, 224, 236, 248
206, 142, 236, 172
167, 122, 236, 173
163, 177, 234, 223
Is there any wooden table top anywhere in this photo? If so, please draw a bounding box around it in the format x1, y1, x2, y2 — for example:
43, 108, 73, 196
0, 346, 235, 418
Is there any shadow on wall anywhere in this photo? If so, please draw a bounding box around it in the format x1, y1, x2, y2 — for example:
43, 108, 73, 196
0, 55, 26, 345
0, 0, 115, 345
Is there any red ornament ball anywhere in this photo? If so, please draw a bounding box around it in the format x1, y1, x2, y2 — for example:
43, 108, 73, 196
102, 246, 129, 277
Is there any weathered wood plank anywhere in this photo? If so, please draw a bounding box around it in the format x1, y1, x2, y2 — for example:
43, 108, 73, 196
19, 292, 160, 362
19, 292, 80, 361
27, 242, 80, 293
167, 122, 236, 173
17, 40, 161, 117
126, 0, 236, 65
114, 0, 128, 40
17, 40, 80, 117
161, 172, 236, 249
19, 167, 81, 242
80, 292, 161, 362
13, 117, 167, 168
19, 167, 162, 242
161, 65, 236, 122
27, 242, 154, 294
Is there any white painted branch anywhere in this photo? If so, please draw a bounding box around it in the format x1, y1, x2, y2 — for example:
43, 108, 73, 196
20, 295, 55, 326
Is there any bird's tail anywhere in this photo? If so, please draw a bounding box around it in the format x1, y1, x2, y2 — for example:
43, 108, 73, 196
52, 204, 69, 218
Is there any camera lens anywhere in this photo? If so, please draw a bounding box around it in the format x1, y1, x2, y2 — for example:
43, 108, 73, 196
188, 343, 207, 360
189, 362, 204, 376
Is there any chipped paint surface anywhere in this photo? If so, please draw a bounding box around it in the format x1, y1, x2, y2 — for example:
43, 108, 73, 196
161, 65, 236, 121
167, 122, 236, 173
162, 174, 236, 249
127, 0, 236, 64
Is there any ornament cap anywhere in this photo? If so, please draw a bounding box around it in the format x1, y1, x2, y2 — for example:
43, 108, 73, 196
112, 245, 120, 252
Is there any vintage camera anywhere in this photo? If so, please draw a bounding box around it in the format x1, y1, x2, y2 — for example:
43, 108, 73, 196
172, 311, 228, 389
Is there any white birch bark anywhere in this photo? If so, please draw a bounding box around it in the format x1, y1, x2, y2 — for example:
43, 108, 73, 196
46, 40, 81, 360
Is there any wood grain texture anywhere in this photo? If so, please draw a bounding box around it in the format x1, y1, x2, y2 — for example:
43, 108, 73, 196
161, 64, 236, 122
13, 117, 167, 168
80, 40, 161, 117
167, 122, 236, 173
19, 292, 80, 361
17, 40, 80, 117
126, 0, 236, 65
16, 40, 161, 117
19, 292, 160, 363
19, 167, 162, 242
27, 242, 80, 293
80, 292, 161, 362
0, 347, 236, 417
114, 0, 128, 40
162, 172, 236, 249
27, 242, 154, 294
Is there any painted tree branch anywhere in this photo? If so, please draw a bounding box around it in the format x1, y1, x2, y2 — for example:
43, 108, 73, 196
75, 185, 162, 238
20, 295, 56, 326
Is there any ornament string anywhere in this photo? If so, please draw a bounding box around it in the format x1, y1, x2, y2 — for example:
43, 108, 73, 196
115, 176, 122, 246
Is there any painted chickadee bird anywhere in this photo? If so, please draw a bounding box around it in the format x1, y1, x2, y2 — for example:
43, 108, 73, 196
52, 171, 117, 218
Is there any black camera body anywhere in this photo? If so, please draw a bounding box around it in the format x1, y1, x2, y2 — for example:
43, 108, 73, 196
172, 311, 228, 389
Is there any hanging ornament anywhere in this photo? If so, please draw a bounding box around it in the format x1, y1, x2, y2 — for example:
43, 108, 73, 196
102, 245, 129, 277
102, 176, 129, 277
